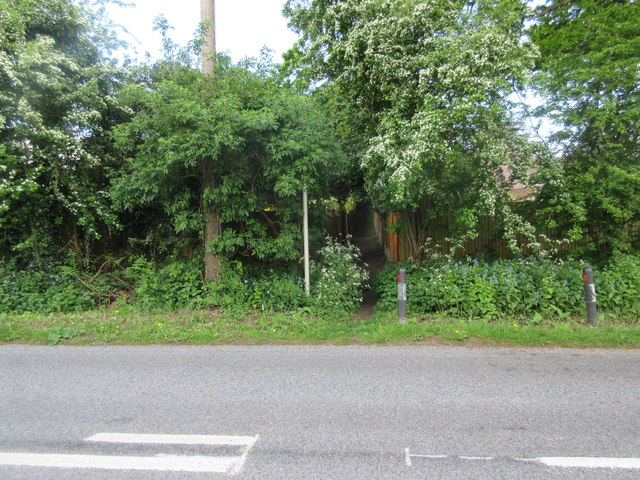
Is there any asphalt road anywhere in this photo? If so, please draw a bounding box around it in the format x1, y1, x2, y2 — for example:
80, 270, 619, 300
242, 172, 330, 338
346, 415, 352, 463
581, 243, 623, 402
1, 345, 639, 479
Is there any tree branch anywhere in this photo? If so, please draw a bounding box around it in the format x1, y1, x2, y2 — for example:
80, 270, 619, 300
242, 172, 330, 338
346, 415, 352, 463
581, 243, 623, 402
537, 0, 578, 18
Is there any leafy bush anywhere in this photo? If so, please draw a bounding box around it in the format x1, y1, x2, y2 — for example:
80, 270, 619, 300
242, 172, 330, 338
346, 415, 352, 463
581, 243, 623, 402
124, 258, 204, 311
203, 261, 307, 313
373, 256, 640, 321
596, 253, 640, 317
0, 266, 94, 313
311, 236, 368, 315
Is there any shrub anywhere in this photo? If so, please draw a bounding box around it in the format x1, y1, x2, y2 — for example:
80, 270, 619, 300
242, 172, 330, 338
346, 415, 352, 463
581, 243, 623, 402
203, 261, 307, 313
311, 236, 368, 315
124, 258, 204, 311
373, 257, 591, 319
0, 266, 94, 313
596, 253, 640, 317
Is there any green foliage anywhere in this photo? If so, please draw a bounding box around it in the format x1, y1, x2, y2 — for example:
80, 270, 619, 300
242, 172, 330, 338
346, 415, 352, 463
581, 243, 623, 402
530, 0, 640, 256
285, 0, 546, 256
311, 236, 368, 315
47, 324, 85, 346
373, 256, 640, 320
203, 237, 370, 317
0, 247, 365, 317
597, 253, 640, 318
0, 0, 128, 266
0, 266, 94, 313
112, 47, 347, 264
203, 261, 307, 313
124, 258, 203, 312
3, 309, 640, 348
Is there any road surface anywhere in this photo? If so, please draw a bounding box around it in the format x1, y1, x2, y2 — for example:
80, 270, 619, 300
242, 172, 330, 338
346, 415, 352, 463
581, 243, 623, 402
1, 345, 639, 479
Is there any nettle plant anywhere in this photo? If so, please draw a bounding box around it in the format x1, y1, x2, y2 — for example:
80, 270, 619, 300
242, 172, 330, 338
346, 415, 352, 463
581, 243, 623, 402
311, 236, 368, 315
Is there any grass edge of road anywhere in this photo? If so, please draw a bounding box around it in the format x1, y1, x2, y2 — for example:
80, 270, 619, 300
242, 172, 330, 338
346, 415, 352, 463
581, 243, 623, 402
1, 310, 639, 348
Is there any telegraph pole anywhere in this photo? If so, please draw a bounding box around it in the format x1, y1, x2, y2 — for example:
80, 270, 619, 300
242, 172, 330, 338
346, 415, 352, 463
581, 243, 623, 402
201, 0, 216, 75
200, 0, 220, 281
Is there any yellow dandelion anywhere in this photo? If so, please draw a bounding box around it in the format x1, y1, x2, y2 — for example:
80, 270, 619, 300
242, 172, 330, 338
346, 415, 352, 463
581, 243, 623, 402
513, 323, 519, 327
157, 322, 163, 327
115, 310, 120, 314
455, 330, 459, 334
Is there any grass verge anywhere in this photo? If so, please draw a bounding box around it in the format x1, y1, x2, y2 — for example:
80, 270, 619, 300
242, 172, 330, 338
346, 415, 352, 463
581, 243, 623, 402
0, 310, 639, 348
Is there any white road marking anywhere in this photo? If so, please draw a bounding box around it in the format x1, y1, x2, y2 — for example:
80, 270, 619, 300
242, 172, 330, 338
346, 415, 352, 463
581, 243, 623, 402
538, 457, 640, 470
410, 454, 449, 460
0, 433, 259, 475
404, 448, 412, 467
86, 433, 259, 448
405, 451, 640, 470
0, 453, 240, 473
228, 444, 255, 476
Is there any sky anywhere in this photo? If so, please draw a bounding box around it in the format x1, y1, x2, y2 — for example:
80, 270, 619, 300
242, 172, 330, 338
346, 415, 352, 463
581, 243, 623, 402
106, 0, 299, 63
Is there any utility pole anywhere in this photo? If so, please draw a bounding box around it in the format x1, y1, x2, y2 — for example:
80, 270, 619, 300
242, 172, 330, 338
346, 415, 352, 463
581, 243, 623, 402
200, 0, 215, 75
200, 0, 220, 281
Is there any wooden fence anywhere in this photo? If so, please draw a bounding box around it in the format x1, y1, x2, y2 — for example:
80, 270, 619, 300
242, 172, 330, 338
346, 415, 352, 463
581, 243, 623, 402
373, 212, 571, 261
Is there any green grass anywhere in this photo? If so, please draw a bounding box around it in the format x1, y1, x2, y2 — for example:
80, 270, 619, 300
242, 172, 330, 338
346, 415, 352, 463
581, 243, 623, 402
0, 309, 639, 348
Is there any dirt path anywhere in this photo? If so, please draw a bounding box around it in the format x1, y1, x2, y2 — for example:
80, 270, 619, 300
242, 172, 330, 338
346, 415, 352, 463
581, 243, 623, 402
350, 207, 387, 320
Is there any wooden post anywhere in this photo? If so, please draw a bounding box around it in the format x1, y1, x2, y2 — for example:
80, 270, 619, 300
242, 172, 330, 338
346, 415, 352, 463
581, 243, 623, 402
583, 268, 598, 326
303, 186, 310, 296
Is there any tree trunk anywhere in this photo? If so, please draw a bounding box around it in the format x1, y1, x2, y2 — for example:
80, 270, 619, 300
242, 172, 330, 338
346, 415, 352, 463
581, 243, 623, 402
201, 157, 221, 281
403, 206, 427, 262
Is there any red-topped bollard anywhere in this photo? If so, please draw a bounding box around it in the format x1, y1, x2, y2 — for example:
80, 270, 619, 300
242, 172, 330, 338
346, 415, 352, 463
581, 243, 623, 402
583, 267, 598, 326
398, 268, 407, 324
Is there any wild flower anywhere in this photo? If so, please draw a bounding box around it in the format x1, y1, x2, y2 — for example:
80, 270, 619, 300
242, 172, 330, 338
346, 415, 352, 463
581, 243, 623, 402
311, 236, 368, 314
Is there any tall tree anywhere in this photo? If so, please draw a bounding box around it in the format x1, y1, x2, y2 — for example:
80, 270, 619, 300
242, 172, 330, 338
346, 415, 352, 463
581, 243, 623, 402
111, 52, 347, 266
0, 0, 127, 266
530, 0, 640, 257
284, 0, 543, 259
